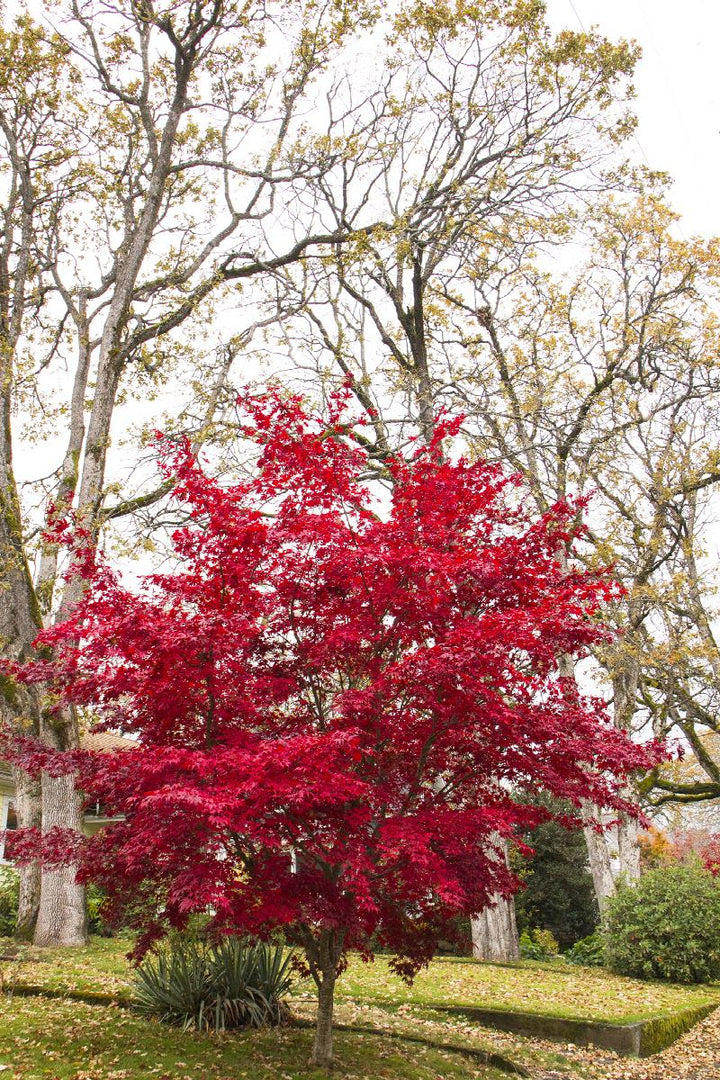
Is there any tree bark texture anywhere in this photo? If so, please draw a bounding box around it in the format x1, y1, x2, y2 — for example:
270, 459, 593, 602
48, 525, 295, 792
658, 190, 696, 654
471, 894, 520, 962
470, 837, 519, 961
11, 765, 41, 939
617, 813, 641, 882
312, 968, 337, 1070
33, 771, 86, 947
612, 666, 642, 884
581, 800, 617, 911
305, 925, 344, 1070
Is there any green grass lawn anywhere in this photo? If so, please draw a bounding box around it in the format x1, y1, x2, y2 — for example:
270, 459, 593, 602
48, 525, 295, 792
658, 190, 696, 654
337, 953, 720, 1024
5, 936, 720, 1024
0, 938, 535, 1080
2, 936, 720, 1080
0, 935, 134, 1001
0, 994, 513, 1080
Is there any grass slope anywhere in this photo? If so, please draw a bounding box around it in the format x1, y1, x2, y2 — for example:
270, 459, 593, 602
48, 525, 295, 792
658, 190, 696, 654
337, 954, 720, 1024
2, 937, 720, 1079
4, 938, 720, 1026
0, 995, 511, 1080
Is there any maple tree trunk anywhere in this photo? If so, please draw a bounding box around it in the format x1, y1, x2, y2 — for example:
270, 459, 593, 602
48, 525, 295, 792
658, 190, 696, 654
307, 925, 344, 1070
33, 771, 86, 947
312, 968, 337, 1070
471, 895, 520, 961
12, 766, 41, 939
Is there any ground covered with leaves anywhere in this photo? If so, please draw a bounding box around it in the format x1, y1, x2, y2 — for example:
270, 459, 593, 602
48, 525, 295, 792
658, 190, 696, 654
337, 955, 720, 1024
1, 938, 719, 1079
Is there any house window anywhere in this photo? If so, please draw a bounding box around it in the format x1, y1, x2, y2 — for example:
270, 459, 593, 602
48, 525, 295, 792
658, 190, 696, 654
0, 795, 16, 863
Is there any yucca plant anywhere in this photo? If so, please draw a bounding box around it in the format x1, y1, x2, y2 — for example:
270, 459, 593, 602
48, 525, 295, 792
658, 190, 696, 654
134, 937, 294, 1031
135, 941, 215, 1030
209, 938, 295, 1027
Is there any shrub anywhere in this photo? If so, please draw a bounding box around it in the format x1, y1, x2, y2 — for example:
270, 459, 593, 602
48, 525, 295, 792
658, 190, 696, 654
519, 927, 559, 961
604, 864, 720, 983
0, 866, 19, 937
134, 937, 295, 1030
87, 884, 113, 936
563, 932, 604, 967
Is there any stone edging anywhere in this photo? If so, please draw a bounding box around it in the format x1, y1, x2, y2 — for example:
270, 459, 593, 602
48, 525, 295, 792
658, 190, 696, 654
434, 1002, 719, 1057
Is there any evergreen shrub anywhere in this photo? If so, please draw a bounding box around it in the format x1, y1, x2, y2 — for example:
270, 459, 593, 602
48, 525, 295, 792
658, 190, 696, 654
519, 927, 559, 960
563, 931, 604, 967
514, 798, 599, 950
604, 864, 720, 983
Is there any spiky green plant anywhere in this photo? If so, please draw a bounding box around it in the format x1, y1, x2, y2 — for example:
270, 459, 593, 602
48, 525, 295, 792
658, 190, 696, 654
134, 938, 294, 1030
209, 938, 294, 1028
134, 941, 214, 1030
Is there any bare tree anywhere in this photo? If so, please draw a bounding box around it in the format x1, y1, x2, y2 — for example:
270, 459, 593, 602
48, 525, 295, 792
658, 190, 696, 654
0, 0, 380, 945
613, 412, 720, 812
434, 195, 720, 902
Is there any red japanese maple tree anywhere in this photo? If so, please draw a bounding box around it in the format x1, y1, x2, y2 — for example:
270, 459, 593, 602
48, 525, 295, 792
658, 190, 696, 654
9, 390, 660, 1067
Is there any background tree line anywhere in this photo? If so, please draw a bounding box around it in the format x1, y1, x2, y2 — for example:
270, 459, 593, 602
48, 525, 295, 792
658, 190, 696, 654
1, 0, 719, 949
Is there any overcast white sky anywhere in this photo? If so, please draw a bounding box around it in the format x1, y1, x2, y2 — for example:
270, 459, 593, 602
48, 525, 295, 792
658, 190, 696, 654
547, 1, 720, 566
548, 0, 720, 237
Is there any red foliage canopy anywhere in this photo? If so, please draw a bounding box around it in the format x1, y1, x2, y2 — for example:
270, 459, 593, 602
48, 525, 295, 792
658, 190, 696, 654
8, 391, 661, 972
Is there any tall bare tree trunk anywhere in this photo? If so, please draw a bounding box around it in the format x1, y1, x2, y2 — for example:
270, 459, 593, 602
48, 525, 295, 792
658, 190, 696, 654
0, 389, 47, 938
33, 771, 86, 946
612, 665, 642, 884
617, 813, 641, 882
470, 837, 519, 961
471, 895, 520, 962
581, 801, 617, 911
24, 6, 202, 947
